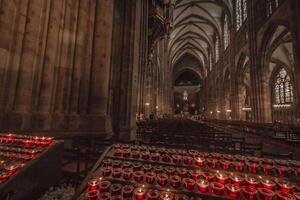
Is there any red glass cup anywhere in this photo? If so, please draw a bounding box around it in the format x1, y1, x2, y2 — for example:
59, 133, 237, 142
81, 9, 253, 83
88, 178, 100, 191
133, 162, 142, 171
122, 149, 131, 158
146, 189, 160, 200
276, 179, 294, 193
131, 150, 140, 159
113, 144, 121, 150
122, 161, 131, 169
195, 157, 204, 167
143, 164, 152, 173
211, 182, 225, 195
242, 186, 257, 200
245, 176, 260, 189
177, 168, 187, 179
157, 173, 168, 186
230, 174, 244, 186
114, 149, 122, 157
162, 155, 171, 163
0, 171, 9, 184
258, 187, 276, 200
234, 161, 245, 172
211, 153, 221, 160
188, 150, 198, 158
150, 153, 160, 162
145, 172, 156, 184
160, 192, 174, 200
141, 152, 150, 160
4, 163, 19, 175
247, 162, 258, 174
197, 179, 209, 193
102, 159, 112, 167
263, 159, 274, 165
226, 184, 241, 199
216, 172, 228, 184
121, 144, 130, 150
112, 160, 122, 169
275, 160, 288, 167
172, 155, 182, 165
170, 175, 181, 189
99, 180, 111, 193
110, 183, 122, 196
263, 165, 273, 175
189, 170, 200, 180
183, 156, 193, 165
202, 171, 215, 182
277, 191, 296, 200
112, 168, 122, 178
134, 187, 146, 200
208, 159, 218, 168
224, 155, 233, 161
102, 167, 112, 177
183, 178, 195, 190
165, 166, 175, 176
123, 169, 133, 180
153, 166, 163, 174
122, 185, 134, 198
221, 160, 231, 170
99, 192, 110, 200
86, 190, 99, 200
277, 166, 288, 177
133, 171, 144, 182
261, 178, 276, 191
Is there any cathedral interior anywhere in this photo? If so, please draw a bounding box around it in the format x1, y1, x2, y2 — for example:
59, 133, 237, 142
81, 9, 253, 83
0, 0, 300, 199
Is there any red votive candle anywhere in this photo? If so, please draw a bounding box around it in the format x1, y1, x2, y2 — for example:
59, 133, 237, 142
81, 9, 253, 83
143, 164, 152, 173
102, 159, 112, 167
99, 192, 110, 200
170, 175, 181, 189
189, 170, 200, 180
263, 159, 274, 165
4, 163, 19, 175
208, 159, 218, 168
276, 179, 294, 193
150, 153, 160, 161
195, 157, 204, 167
131, 150, 140, 159
146, 189, 160, 200
110, 183, 122, 196
165, 166, 175, 176
221, 160, 231, 170
200, 152, 209, 159
162, 155, 171, 163
183, 156, 193, 165
141, 151, 150, 160
275, 160, 288, 167
242, 186, 257, 200
114, 149, 122, 157
122, 161, 131, 169
183, 178, 195, 190
277, 191, 296, 200
247, 162, 258, 174
159, 191, 174, 200
157, 173, 168, 186
234, 161, 245, 172
86, 190, 99, 200
154, 166, 163, 174
245, 176, 260, 189
211, 153, 221, 160
277, 166, 288, 177
230, 174, 244, 186
224, 155, 233, 161
133, 162, 142, 171
226, 184, 241, 199
145, 172, 156, 184
121, 144, 130, 150
216, 171, 228, 184
99, 180, 111, 193
0, 171, 9, 184
202, 171, 215, 182
177, 168, 187, 179
172, 155, 182, 165
258, 187, 276, 200
87, 178, 99, 191
113, 144, 121, 150
197, 179, 209, 193
211, 182, 225, 195
113, 160, 122, 169
261, 178, 276, 190
263, 165, 273, 175
133, 171, 144, 182
102, 167, 112, 177
248, 157, 260, 164
112, 168, 122, 178
188, 150, 198, 158
123, 169, 133, 180
122, 149, 131, 158
134, 187, 146, 200
122, 185, 134, 198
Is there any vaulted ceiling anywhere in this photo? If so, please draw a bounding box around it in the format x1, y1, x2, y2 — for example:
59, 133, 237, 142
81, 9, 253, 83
169, 0, 233, 77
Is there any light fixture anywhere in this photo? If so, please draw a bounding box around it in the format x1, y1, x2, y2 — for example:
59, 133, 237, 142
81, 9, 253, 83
156, 106, 159, 109
217, 110, 221, 113
273, 104, 291, 108
242, 107, 252, 111
226, 109, 232, 113
145, 102, 150, 106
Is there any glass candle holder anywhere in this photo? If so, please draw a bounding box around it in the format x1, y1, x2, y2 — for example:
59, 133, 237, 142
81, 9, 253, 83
207, 159, 218, 169
154, 166, 163, 174
112, 160, 122, 169
248, 157, 260, 164
159, 191, 174, 200
122, 149, 131, 158
4, 162, 19, 175
114, 149, 122, 157
99, 192, 110, 200
162, 155, 171, 163
157, 173, 168, 186
133, 162, 142, 171
123, 169, 133, 180
188, 150, 198, 158
170, 175, 181, 189
276, 179, 294, 193
145, 172, 156, 184
195, 157, 204, 167
216, 172, 228, 184
177, 168, 187, 179
134, 187, 146, 200
277, 191, 296, 200
102, 159, 112, 167
150, 153, 160, 162
224, 155, 233, 161
247, 162, 258, 174
165, 166, 175, 176
172, 155, 182, 165
277, 166, 288, 177
110, 183, 122, 196
245, 176, 260, 189
121, 144, 130, 150
275, 160, 288, 167
183, 178, 195, 190
258, 187, 276, 200
221, 160, 231, 170
99, 180, 111, 193
88, 178, 100, 191
131, 151, 140, 159
122, 161, 131, 169
242, 186, 257, 200
211, 182, 225, 195
102, 167, 112, 177
122, 185, 134, 198
189, 170, 200, 180
263, 159, 274, 165
262, 165, 273, 175
183, 156, 193, 165
112, 168, 122, 178
111, 195, 122, 200
133, 171, 144, 182
196, 179, 209, 193
260, 178, 276, 191
146, 189, 160, 200
230, 174, 244, 186
201, 171, 215, 182
234, 161, 245, 172
211, 153, 221, 160
141, 152, 150, 160
85, 190, 99, 200
143, 164, 152, 173
113, 144, 121, 150
226, 184, 241, 199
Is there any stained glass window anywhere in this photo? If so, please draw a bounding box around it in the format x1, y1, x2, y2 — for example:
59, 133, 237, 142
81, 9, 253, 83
224, 14, 230, 49
273, 68, 294, 105
215, 36, 219, 62
183, 90, 188, 101
267, 0, 280, 17
236, 0, 247, 31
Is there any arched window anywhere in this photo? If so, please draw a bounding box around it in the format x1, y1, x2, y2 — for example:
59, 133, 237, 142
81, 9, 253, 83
236, 0, 247, 31
215, 36, 219, 62
273, 68, 294, 105
224, 14, 230, 49
209, 52, 213, 71
266, 0, 280, 17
